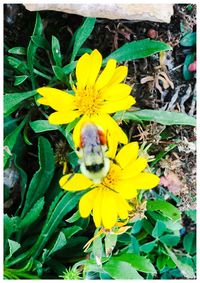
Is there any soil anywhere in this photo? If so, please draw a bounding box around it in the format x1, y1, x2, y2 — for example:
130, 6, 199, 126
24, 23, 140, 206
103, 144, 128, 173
4, 4, 196, 211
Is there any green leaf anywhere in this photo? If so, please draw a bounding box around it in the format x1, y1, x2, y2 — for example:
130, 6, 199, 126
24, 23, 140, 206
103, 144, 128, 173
14, 75, 28, 86
27, 12, 43, 89
140, 240, 157, 253
62, 61, 76, 75
156, 254, 168, 271
185, 209, 196, 223
152, 221, 166, 238
21, 136, 55, 217
52, 65, 66, 82
6, 56, 28, 74
19, 197, 45, 229
31, 35, 50, 50
4, 215, 19, 244
103, 39, 172, 63
6, 240, 21, 260
103, 260, 143, 279
180, 32, 196, 47
32, 191, 82, 258
113, 253, 156, 274
62, 226, 82, 238
4, 116, 29, 167
92, 233, 103, 263
183, 53, 195, 80
8, 47, 27, 55
164, 245, 195, 279
121, 110, 196, 126
65, 210, 81, 223
4, 90, 36, 116
71, 17, 96, 62
159, 234, 180, 246
147, 200, 181, 221
48, 232, 67, 256
105, 234, 117, 256
30, 120, 59, 133
52, 36, 62, 67
183, 232, 196, 255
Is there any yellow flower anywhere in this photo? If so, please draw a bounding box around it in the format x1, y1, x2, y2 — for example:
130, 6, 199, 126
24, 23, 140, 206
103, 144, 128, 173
59, 142, 160, 229
37, 49, 135, 153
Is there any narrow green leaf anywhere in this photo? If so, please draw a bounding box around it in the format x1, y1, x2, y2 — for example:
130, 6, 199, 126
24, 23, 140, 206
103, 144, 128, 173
19, 197, 45, 229
31, 35, 50, 50
52, 36, 62, 67
103, 260, 143, 279
152, 221, 166, 238
113, 253, 156, 274
159, 234, 180, 246
8, 47, 27, 55
6, 240, 21, 260
30, 120, 59, 133
183, 53, 195, 80
4, 116, 29, 167
21, 137, 55, 217
122, 109, 196, 126
71, 17, 96, 62
48, 232, 67, 256
6, 56, 28, 74
103, 39, 172, 63
4, 90, 36, 116
183, 232, 196, 255
180, 32, 196, 47
27, 12, 43, 89
14, 75, 28, 86
52, 65, 66, 82
62, 61, 76, 75
156, 254, 168, 271
62, 226, 82, 238
165, 245, 195, 279
147, 200, 181, 221
32, 192, 82, 258
4, 215, 19, 244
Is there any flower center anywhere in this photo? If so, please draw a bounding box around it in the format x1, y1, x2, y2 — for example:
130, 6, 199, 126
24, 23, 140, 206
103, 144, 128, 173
74, 86, 103, 116
101, 163, 121, 191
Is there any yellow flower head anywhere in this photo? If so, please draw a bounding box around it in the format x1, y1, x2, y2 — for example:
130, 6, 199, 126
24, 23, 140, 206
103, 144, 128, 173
37, 49, 135, 153
59, 142, 160, 230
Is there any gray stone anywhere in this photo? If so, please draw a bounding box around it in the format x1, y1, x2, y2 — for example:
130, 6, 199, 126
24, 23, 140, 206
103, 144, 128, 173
24, 4, 173, 23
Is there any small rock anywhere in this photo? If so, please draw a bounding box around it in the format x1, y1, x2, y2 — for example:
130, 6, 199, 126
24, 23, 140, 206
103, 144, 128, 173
24, 4, 173, 23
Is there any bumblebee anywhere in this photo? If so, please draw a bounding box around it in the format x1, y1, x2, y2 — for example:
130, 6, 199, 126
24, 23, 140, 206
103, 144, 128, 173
77, 122, 110, 184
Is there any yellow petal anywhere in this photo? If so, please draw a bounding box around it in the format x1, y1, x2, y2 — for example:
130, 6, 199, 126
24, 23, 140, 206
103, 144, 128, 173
102, 83, 132, 101
107, 66, 128, 85
48, 111, 80, 125
86, 49, 102, 86
116, 179, 138, 199
76, 53, 91, 89
130, 172, 160, 191
114, 193, 131, 219
93, 188, 103, 227
92, 113, 128, 145
37, 87, 74, 111
101, 96, 135, 114
122, 157, 148, 179
116, 142, 139, 168
101, 189, 118, 229
95, 59, 117, 90
59, 173, 93, 191
79, 188, 97, 217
